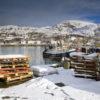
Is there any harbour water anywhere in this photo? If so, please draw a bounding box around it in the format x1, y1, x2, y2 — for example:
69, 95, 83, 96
0, 46, 57, 66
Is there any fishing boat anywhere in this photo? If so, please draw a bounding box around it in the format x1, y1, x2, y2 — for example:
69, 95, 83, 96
43, 47, 76, 60
0, 55, 33, 85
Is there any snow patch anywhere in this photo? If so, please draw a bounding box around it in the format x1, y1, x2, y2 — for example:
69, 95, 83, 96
32, 65, 58, 76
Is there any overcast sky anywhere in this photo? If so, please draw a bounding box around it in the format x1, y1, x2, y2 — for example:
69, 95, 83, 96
0, 0, 100, 26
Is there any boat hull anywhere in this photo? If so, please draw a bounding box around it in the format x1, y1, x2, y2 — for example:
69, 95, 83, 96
43, 50, 72, 60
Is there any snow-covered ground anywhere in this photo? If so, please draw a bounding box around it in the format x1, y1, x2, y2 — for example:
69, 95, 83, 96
44, 68, 100, 100
0, 67, 100, 100
0, 78, 72, 100
32, 64, 58, 76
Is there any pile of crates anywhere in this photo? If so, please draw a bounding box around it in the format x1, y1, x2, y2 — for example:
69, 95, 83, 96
70, 55, 100, 80
0, 55, 33, 84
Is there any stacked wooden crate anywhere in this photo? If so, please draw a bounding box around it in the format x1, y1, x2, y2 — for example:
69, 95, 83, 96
0, 55, 33, 84
70, 56, 80, 68
70, 56, 100, 80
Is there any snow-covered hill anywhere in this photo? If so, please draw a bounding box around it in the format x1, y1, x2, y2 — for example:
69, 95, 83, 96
0, 20, 99, 36
53, 20, 98, 36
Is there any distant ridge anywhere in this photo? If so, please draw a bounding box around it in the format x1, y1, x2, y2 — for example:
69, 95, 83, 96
0, 20, 99, 36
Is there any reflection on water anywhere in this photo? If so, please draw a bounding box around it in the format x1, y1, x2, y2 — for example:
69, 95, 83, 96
0, 46, 57, 66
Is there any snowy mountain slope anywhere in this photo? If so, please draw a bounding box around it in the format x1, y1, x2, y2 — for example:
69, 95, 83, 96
0, 20, 99, 36
53, 20, 98, 36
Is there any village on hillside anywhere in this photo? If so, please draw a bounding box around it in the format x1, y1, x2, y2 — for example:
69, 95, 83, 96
0, 21, 100, 49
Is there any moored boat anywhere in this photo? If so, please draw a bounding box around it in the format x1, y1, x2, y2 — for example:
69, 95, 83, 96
43, 47, 76, 60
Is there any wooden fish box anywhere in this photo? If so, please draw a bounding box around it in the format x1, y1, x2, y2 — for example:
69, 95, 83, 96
0, 55, 33, 85
72, 57, 100, 80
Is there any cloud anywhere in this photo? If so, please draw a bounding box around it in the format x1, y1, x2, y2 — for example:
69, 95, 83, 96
0, 0, 100, 26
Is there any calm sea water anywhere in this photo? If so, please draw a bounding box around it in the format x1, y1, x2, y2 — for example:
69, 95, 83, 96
0, 46, 57, 66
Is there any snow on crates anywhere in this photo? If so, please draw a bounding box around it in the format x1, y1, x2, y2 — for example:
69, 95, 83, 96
31, 64, 58, 76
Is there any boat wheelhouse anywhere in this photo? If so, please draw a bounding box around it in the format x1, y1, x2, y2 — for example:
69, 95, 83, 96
0, 55, 33, 85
